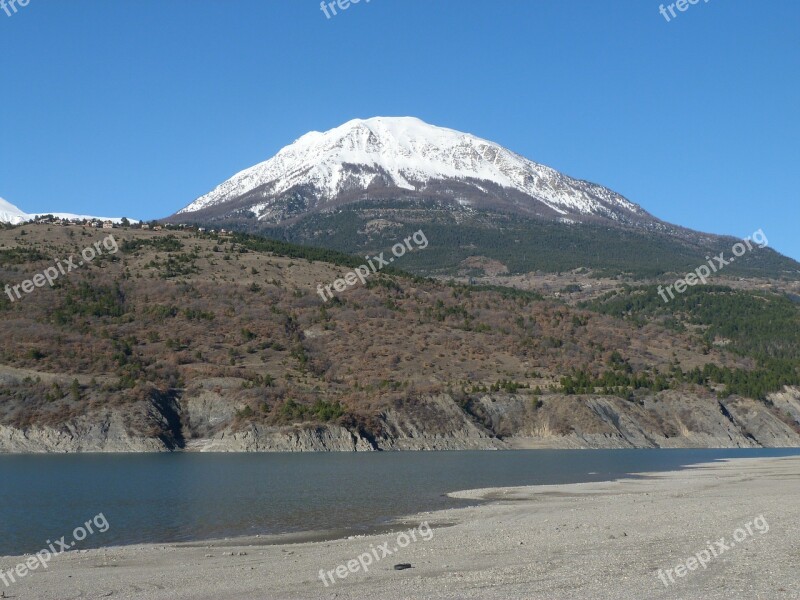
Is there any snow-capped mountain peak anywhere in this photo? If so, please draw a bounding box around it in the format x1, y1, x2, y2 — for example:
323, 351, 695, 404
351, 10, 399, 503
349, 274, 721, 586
177, 116, 647, 224
0, 197, 30, 225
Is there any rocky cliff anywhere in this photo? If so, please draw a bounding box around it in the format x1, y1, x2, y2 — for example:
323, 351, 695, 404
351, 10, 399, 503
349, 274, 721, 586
2, 387, 798, 453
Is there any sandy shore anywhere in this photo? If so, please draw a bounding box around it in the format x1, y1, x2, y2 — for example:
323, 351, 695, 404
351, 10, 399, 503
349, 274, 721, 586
2, 456, 798, 599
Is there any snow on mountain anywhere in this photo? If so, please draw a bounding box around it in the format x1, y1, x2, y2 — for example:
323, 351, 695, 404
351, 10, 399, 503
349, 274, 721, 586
0, 197, 136, 225
178, 116, 645, 221
0, 197, 30, 225
30, 213, 137, 224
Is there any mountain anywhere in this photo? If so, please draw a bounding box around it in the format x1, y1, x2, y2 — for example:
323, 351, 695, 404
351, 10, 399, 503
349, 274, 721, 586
176, 116, 661, 227
0, 197, 29, 225
170, 117, 800, 279
0, 197, 135, 225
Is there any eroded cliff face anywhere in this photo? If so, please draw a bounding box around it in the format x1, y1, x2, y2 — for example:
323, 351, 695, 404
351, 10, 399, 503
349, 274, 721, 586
185, 424, 375, 452
1, 387, 799, 453
0, 411, 168, 453
496, 389, 800, 449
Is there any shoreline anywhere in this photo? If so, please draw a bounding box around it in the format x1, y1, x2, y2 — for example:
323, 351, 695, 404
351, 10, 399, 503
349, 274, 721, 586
2, 455, 798, 599
3, 447, 798, 559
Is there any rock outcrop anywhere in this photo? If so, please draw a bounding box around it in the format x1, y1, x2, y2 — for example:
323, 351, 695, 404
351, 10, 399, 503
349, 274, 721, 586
0, 411, 168, 453
1, 387, 799, 453
185, 424, 374, 452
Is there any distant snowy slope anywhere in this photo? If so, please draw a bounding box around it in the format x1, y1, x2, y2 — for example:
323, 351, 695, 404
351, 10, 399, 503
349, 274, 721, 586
30, 213, 137, 224
0, 197, 136, 225
0, 197, 30, 225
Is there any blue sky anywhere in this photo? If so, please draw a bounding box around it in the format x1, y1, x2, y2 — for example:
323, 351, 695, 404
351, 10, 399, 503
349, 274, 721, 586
1, 0, 798, 259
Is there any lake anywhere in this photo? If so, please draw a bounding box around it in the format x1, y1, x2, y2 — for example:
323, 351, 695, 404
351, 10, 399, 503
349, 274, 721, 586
1, 448, 798, 556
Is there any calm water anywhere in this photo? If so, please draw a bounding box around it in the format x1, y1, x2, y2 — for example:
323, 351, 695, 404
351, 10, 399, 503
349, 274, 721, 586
1, 448, 797, 556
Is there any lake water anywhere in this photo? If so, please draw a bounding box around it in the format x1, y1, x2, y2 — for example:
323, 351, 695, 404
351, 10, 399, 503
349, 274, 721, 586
1, 448, 797, 556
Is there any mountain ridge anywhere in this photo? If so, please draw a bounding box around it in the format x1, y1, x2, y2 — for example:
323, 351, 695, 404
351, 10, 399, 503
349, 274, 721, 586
0, 197, 134, 225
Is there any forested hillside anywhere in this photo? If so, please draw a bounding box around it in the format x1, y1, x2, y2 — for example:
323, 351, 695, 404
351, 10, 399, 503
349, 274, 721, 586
582, 285, 800, 400
1, 224, 798, 450
202, 201, 800, 278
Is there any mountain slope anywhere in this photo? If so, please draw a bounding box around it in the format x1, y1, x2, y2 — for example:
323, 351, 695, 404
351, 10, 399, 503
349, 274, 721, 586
175, 116, 657, 227
0, 197, 30, 225
168, 117, 800, 279
0, 196, 135, 225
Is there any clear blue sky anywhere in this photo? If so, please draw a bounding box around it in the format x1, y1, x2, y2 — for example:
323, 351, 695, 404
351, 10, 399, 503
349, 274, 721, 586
1, 0, 798, 259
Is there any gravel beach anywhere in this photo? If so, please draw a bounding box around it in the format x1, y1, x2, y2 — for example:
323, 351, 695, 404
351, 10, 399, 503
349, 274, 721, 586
2, 456, 798, 600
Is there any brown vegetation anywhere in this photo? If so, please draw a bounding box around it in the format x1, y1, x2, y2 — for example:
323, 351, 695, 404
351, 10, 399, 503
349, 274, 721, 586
0, 225, 754, 439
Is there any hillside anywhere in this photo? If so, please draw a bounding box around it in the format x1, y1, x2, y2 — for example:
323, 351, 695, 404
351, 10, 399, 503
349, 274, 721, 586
251, 201, 800, 279
1, 224, 799, 452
